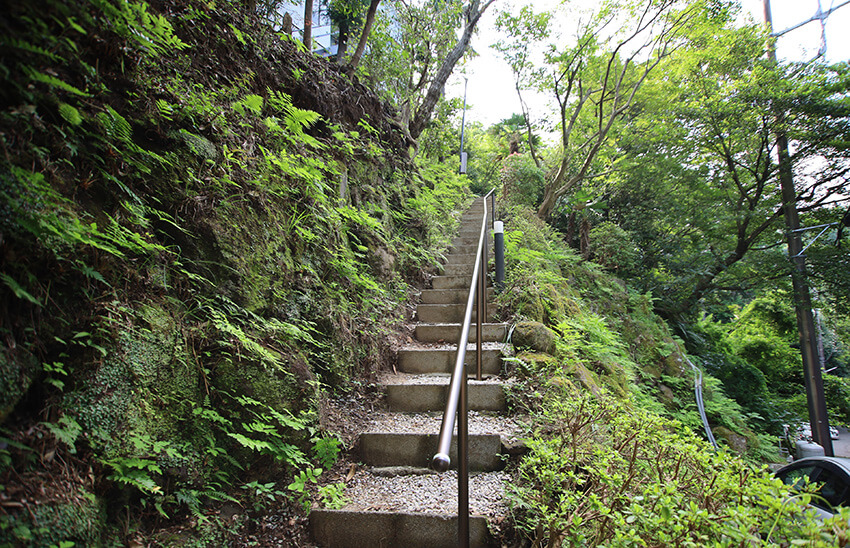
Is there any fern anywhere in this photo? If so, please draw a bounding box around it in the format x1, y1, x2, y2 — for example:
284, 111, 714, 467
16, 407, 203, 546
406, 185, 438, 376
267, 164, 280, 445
0, 273, 41, 306
96, 105, 132, 142
44, 416, 82, 453
25, 69, 89, 96
4, 38, 62, 61
232, 94, 264, 116
155, 99, 174, 121
58, 102, 83, 125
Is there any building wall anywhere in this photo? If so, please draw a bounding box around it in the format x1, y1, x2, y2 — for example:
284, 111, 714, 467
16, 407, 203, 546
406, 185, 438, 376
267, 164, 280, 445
277, 1, 335, 55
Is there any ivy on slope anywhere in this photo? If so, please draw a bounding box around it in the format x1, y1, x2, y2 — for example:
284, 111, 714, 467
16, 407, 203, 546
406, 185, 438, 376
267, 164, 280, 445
0, 0, 469, 544
498, 204, 850, 545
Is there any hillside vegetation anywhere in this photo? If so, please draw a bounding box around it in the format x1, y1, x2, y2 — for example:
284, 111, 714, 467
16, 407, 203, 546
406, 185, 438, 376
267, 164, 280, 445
0, 0, 468, 544
1, 0, 849, 546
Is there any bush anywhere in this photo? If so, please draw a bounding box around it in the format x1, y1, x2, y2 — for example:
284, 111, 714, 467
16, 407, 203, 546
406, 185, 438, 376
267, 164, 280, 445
588, 221, 640, 275
509, 386, 850, 547
500, 153, 546, 208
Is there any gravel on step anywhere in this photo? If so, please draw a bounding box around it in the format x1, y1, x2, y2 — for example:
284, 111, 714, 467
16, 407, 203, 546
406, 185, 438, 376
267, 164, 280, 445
364, 410, 521, 439
342, 469, 509, 517
379, 372, 507, 385
398, 341, 509, 351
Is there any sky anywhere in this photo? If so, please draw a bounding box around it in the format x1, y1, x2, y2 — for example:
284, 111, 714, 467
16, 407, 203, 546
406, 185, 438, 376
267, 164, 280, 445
448, 0, 850, 129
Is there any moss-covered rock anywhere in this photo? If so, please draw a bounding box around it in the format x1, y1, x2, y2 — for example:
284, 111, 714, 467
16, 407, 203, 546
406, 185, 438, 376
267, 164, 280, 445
513, 351, 558, 377
714, 426, 749, 454
0, 346, 39, 423
0, 485, 105, 547
62, 302, 201, 459
512, 321, 557, 355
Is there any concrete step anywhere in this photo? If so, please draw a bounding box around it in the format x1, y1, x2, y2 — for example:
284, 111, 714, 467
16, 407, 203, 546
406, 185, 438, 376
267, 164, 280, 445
421, 288, 494, 304
439, 263, 477, 277
457, 232, 488, 242
310, 468, 504, 547
358, 412, 516, 471
417, 303, 497, 323
310, 510, 495, 548
397, 346, 503, 375
451, 237, 493, 250
432, 275, 486, 290
359, 432, 503, 470
359, 433, 503, 470
415, 322, 507, 343
385, 378, 507, 412
443, 253, 479, 265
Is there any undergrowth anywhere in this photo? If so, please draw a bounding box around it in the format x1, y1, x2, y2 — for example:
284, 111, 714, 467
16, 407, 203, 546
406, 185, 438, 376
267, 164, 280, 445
0, 0, 469, 544
498, 204, 846, 546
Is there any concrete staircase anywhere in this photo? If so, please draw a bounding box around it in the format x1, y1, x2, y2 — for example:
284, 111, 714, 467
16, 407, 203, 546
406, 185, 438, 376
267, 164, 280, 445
310, 198, 514, 548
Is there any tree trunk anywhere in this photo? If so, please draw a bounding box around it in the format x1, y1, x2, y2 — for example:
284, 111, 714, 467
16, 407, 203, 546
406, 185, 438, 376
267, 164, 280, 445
348, 0, 380, 69
580, 216, 591, 259
303, 0, 314, 49
408, 0, 497, 140
335, 21, 350, 63
537, 186, 558, 219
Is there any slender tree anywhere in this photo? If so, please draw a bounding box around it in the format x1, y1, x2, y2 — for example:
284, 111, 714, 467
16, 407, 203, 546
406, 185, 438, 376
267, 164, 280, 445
303, 0, 314, 48
407, 0, 497, 140
348, 0, 381, 68
496, 0, 694, 220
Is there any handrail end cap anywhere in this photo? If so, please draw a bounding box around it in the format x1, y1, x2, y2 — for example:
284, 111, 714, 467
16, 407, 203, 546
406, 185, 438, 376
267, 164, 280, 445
431, 453, 451, 472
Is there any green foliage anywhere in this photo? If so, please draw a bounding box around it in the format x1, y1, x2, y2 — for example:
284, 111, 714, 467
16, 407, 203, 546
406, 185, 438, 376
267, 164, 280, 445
0, 0, 479, 542
587, 221, 640, 276
499, 153, 546, 208
311, 434, 343, 469
240, 481, 286, 511
0, 485, 105, 547
318, 482, 349, 509
287, 467, 322, 512
44, 416, 83, 454
89, 0, 188, 55
823, 374, 850, 426
501, 204, 768, 460
510, 386, 849, 547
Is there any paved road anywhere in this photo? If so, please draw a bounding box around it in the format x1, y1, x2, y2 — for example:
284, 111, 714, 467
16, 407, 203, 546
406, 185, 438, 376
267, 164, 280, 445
832, 426, 850, 458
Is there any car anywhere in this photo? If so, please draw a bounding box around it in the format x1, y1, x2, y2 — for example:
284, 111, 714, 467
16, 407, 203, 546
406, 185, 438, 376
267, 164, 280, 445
775, 457, 850, 519
786, 423, 840, 442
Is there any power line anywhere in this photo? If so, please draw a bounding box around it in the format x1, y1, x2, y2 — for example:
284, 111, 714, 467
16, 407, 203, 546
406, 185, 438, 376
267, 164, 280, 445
770, 0, 850, 56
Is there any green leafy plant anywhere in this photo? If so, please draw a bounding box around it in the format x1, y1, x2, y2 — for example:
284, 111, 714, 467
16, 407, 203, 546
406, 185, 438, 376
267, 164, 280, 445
318, 482, 348, 510
44, 416, 82, 454
288, 467, 322, 512
311, 435, 342, 469
241, 480, 286, 511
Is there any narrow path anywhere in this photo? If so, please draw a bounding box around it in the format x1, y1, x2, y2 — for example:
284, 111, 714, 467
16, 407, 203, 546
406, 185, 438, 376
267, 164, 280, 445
310, 197, 516, 547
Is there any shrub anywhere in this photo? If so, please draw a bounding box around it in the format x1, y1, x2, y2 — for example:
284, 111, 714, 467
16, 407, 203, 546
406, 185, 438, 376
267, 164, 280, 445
509, 386, 850, 547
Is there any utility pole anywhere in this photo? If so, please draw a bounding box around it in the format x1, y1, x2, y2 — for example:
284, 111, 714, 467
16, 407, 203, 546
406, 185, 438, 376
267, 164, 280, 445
763, 0, 833, 456
459, 76, 468, 174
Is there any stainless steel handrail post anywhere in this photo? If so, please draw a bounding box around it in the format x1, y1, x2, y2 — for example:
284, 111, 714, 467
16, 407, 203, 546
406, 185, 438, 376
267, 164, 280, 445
476, 246, 484, 381
431, 190, 494, 548
458, 361, 469, 546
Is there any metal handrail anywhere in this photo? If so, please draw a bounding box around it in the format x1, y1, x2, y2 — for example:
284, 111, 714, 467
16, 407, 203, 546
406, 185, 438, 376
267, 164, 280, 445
431, 189, 493, 548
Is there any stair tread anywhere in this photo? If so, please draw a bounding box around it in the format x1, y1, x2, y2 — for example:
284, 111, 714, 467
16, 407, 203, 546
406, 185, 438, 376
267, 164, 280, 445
414, 321, 507, 327
362, 410, 520, 437
311, 201, 507, 547
333, 468, 508, 517
310, 508, 496, 548
380, 372, 507, 385
399, 341, 507, 351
